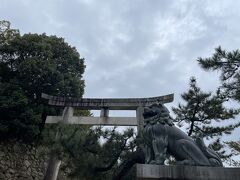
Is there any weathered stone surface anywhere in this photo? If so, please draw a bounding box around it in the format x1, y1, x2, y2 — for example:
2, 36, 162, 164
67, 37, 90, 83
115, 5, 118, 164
136, 164, 240, 180
0, 140, 69, 180
0, 140, 47, 180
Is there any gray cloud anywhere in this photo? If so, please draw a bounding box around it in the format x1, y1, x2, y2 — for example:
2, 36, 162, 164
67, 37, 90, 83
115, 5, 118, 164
1, 0, 240, 138
1, 0, 239, 98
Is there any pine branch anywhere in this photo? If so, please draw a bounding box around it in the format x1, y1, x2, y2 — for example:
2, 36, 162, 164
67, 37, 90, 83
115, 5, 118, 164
93, 138, 128, 172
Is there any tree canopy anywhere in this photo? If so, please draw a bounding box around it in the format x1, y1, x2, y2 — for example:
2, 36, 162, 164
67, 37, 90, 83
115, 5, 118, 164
0, 21, 85, 142
0, 21, 139, 180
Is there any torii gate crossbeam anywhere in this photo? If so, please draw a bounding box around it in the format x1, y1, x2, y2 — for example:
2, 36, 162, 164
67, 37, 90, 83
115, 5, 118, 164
42, 93, 174, 126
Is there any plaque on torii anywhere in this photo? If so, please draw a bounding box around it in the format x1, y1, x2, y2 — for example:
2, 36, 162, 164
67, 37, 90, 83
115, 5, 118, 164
41, 93, 174, 127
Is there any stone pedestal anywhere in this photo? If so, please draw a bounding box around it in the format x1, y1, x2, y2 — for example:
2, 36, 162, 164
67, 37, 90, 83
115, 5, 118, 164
136, 164, 240, 180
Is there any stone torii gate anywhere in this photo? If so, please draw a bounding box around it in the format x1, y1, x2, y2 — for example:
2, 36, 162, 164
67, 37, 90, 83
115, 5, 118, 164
41, 93, 174, 180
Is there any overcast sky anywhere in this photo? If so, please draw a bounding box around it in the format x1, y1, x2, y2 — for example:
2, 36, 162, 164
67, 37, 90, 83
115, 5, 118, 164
1, 0, 240, 164
1, 1, 240, 115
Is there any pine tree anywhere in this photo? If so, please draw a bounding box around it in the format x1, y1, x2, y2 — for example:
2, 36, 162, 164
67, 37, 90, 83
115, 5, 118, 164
221, 141, 240, 166
54, 126, 138, 180
173, 77, 239, 139
198, 46, 240, 102
197, 47, 240, 165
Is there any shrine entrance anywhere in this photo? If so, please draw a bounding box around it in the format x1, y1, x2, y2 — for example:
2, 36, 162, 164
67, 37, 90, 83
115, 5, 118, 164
41, 93, 174, 180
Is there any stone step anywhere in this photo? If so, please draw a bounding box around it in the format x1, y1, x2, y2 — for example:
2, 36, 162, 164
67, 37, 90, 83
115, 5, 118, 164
136, 164, 240, 180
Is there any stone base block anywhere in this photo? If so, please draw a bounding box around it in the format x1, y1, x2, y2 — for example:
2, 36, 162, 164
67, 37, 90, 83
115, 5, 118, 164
136, 164, 240, 180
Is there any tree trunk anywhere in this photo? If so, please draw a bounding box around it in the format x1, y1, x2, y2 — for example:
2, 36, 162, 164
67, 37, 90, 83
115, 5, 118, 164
44, 107, 73, 180
44, 155, 61, 180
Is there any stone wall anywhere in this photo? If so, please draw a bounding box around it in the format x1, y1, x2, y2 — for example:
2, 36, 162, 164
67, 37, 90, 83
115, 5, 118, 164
0, 140, 48, 180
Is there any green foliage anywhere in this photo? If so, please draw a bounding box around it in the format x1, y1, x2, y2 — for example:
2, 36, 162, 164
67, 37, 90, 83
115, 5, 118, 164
0, 20, 19, 45
222, 141, 240, 166
226, 141, 240, 154
0, 80, 41, 141
198, 46, 240, 102
208, 140, 240, 165
197, 47, 240, 165
0, 20, 139, 179
44, 125, 136, 179
172, 77, 240, 165
172, 77, 239, 138
0, 21, 136, 179
0, 21, 85, 142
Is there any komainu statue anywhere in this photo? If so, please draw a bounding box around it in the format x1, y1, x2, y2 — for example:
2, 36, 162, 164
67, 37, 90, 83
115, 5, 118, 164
142, 103, 223, 167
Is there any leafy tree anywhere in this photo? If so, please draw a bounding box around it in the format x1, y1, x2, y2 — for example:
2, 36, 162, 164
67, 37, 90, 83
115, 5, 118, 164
0, 21, 139, 179
0, 20, 19, 45
0, 21, 85, 142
